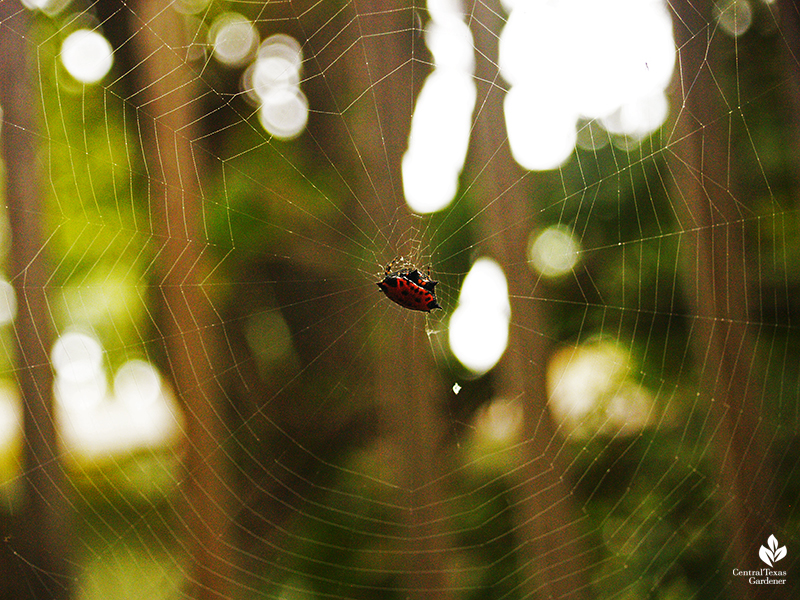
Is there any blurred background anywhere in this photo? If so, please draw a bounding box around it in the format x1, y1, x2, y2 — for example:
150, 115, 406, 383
0, 0, 798, 598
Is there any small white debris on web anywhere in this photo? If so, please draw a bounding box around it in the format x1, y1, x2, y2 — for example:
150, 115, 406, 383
452, 382, 461, 395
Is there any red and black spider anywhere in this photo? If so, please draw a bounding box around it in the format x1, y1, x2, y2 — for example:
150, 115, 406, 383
377, 259, 441, 313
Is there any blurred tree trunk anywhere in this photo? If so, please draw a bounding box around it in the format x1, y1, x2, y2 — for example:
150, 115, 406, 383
467, 2, 590, 599
776, 0, 800, 206
345, 2, 454, 597
131, 2, 235, 598
0, 3, 73, 599
669, 2, 779, 598
776, 0, 800, 108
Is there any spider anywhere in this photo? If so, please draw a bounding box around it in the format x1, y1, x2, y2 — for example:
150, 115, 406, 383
376, 259, 441, 312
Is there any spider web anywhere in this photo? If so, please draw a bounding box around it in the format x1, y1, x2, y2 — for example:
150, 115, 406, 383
0, 0, 798, 599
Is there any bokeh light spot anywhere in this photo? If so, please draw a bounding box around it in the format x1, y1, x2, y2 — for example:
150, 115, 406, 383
576, 120, 610, 151
60, 29, 114, 84
449, 258, 510, 375
52, 331, 107, 412
51, 330, 104, 383
114, 360, 162, 411
0, 280, 17, 325
23, 0, 72, 16
258, 88, 309, 140
210, 12, 258, 66
715, 0, 753, 37
403, 0, 475, 214
245, 34, 308, 140
600, 92, 669, 138
505, 86, 578, 171
548, 341, 653, 436
499, 0, 676, 170
528, 226, 581, 278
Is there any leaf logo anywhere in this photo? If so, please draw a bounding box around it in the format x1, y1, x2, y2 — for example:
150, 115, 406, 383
759, 535, 787, 567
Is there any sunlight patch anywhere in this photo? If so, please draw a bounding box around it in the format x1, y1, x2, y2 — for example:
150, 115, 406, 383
244, 34, 308, 140
528, 226, 581, 278
51, 331, 182, 460
449, 258, 510, 375
52, 330, 104, 385
209, 12, 258, 67
403, 0, 475, 214
548, 341, 653, 436
22, 0, 71, 16
60, 29, 114, 84
259, 88, 309, 140
714, 0, 753, 37
600, 92, 669, 139
249, 35, 302, 99
114, 360, 162, 411
0, 385, 20, 485
505, 85, 577, 170
499, 0, 675, 170
0, 280, 17, 325
474, 397, 523, 443
576, 120, 610, 151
